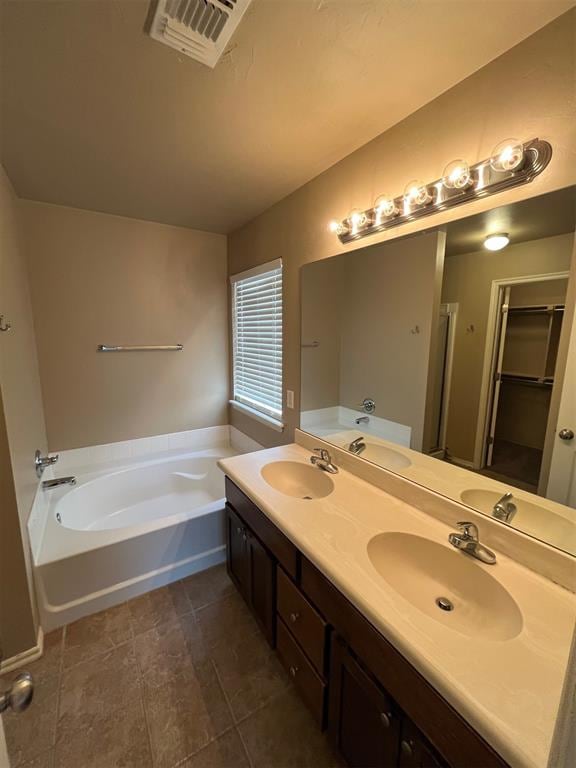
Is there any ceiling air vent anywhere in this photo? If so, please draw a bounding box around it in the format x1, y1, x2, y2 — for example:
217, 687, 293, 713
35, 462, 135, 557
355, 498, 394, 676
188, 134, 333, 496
148, 0, 253, 68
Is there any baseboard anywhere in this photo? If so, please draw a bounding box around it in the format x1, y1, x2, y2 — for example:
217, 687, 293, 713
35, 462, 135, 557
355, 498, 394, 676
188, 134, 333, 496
0, 627, 43, 674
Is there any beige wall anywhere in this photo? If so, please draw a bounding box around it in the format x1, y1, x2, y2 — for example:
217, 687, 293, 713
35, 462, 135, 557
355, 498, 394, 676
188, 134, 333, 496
20, 202, 228, 450
441, 233, 574, 461
0, 390, 37, 659
228, 12, 576, 448
300, 258, 343, 411
0, 166, 44, 656
338, 233, 444, 451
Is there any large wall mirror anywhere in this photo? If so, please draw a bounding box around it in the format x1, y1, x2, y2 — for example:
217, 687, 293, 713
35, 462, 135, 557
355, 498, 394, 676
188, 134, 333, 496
300, 187, 576, 557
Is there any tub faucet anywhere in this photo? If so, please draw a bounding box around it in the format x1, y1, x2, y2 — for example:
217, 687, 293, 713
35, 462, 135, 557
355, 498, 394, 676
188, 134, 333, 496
492, 492, 517, 523
310, 448, 338, 474
355, 416, 369, 425
448, 522, 496, 564
349, 437, 366, 455
34, 449, 59, 478
42, 476, 76, 490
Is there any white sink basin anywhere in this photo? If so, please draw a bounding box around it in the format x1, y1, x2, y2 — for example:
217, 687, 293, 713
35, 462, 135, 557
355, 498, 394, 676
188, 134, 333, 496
461, 489, 576, 556
367, 532, 523, 641
360, 443, 411, 470
260, 461, 335, 499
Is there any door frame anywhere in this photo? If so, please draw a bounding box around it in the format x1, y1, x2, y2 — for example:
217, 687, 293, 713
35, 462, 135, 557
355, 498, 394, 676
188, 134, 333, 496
436, 302, 458, 455
473, 271, 570, 470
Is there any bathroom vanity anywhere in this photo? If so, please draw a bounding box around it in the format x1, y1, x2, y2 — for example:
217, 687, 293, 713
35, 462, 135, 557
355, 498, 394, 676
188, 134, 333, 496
219, 444, 575, 768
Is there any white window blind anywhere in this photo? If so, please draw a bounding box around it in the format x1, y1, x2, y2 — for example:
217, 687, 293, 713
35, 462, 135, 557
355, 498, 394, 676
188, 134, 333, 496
231, 259, 283, 420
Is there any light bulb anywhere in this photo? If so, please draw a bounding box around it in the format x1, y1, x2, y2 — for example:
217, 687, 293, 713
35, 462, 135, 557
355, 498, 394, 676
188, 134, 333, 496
484, 233, 510, 251
490, 139, 524, 173
349, 209, 367, 234
374, 195, 398, 224
404, 180, 431, 207
442, 159, 472, 190
328, 219, 348, 236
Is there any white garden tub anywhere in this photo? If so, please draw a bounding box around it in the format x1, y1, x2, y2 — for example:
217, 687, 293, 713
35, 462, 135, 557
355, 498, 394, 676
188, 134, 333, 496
29, 427, 260, 631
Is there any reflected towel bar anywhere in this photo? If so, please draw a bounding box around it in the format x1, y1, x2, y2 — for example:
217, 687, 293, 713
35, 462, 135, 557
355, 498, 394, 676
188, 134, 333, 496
301, 341, 320, 348
97, 344, 183, 352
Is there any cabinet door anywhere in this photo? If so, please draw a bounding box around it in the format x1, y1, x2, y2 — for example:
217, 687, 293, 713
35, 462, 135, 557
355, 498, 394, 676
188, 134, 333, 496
225, 505, 249, 598
247, 531, 276, 647
329, 635, 400, 768
399, 719, 446, 768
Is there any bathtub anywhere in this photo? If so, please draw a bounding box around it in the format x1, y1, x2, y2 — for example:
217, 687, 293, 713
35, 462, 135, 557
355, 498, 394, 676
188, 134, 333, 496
29, 426, 261, 631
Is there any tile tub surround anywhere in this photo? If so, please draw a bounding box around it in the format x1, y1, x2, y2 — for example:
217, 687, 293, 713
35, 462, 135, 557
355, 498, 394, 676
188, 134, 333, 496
0, 564, 339, 768
218, 443, 576, 768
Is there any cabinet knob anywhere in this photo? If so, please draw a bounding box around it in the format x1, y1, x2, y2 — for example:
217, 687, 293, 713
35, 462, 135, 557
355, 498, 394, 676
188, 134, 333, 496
289, 612, 300, 624
242, 532, 247, 542
289, 665, 299, 678
236, 526, 242, 535
380, 711, 392, 729
400, 739, 414, 758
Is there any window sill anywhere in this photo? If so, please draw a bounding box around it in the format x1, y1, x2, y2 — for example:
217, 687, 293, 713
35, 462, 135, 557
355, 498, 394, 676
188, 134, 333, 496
229, 400, 285, 432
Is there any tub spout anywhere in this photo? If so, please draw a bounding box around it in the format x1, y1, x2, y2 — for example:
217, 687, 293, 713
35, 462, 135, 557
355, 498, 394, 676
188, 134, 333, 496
42, 476, 76, 490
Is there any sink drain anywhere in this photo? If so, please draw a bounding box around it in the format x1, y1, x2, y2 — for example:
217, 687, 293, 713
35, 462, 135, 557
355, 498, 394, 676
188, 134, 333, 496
435, 597, 454, 612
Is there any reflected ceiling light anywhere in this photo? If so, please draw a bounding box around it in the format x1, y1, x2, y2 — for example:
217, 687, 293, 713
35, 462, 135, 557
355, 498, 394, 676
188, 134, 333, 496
484, 233, 510, 251
404, 180, 431, 207
442, 159, 472, 190
374, 195, 398, 224
489, 139, 524, 173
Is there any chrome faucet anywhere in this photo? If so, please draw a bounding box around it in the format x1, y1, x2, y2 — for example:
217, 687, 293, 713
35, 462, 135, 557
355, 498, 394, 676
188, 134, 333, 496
349, 436, 366, 455
42, 477, 76, 490
492, 492, 517, 523
310, 448, 338, 474
355, 416, 369, 425
448, 522, 496, 565
34, 449, 59, 478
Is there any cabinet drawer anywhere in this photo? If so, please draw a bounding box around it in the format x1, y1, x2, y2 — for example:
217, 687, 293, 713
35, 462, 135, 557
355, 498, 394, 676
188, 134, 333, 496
277, 567, 327, 675
277, 617, 327, 729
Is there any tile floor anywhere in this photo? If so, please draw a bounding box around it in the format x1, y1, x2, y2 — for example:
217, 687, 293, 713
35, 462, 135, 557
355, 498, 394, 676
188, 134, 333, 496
2, 565, 339, 768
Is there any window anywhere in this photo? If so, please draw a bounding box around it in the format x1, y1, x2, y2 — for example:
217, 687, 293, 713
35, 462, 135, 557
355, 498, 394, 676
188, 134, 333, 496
231, 259, 283, 424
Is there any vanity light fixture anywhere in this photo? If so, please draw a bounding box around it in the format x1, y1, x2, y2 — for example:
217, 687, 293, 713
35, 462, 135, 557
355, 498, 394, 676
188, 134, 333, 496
374, 195, 398, 225
484, 233, 510, 251
442, 159, 472, 190
404, 180, 432, 208
328, 137, 551, 243
489, 139, 525, 173
349, 209, 368, 235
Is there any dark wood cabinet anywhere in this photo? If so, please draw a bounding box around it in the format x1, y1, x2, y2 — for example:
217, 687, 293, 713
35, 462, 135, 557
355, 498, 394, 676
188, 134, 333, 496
225, 503, 275, 646
224, 478, 508, 768
329, 634, 400, 768
226, 504, 249, 595
398, 720, 446, 768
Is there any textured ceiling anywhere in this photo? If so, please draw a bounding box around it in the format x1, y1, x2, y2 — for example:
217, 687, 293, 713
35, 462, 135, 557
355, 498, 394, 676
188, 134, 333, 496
1, 0, 574, 233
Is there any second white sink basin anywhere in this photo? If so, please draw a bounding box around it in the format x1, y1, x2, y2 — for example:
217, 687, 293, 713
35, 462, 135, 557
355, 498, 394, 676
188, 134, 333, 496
461, 489, 576, 556
367, 532, 523, 641
261, 461, 335, 499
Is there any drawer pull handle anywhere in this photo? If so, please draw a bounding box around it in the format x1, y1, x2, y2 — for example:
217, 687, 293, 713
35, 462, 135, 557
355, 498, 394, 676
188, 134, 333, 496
400, 740, 414, 758
289, 665, 299, 678
289, 612, 300, 623
380, 711, 392, 729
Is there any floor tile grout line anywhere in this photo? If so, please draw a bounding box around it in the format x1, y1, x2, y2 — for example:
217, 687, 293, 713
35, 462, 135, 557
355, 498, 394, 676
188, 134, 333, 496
51, 624, 67, 754
210, 658, 254, 768
129, 628, 155, 767
168, 723, 238, 768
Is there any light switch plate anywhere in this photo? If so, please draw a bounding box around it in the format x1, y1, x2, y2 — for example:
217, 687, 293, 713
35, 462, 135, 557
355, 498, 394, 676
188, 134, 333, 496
286, 390, 294, 409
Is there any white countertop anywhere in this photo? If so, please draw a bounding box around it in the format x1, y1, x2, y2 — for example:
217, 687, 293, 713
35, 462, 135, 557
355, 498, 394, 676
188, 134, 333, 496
218, 443, 576, 768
